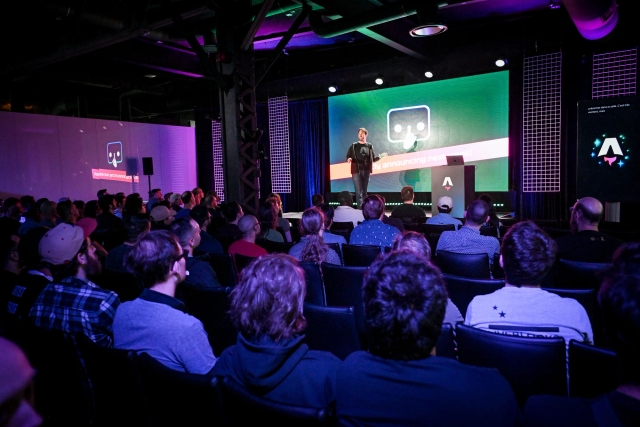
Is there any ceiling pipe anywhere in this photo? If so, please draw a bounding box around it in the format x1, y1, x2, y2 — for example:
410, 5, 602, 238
563, 0, 619, 40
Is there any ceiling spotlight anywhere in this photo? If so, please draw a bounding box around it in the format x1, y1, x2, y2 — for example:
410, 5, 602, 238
410, 2, 448, 37
328, 84, 338, 93
375, 76, 384, 85
425, 71, 433, 78
495, 58, 508, 67
144, 74, 157, 78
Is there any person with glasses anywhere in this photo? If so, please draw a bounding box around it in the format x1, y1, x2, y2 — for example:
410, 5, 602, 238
227, 214, 268, 258
113, 230, 217, 374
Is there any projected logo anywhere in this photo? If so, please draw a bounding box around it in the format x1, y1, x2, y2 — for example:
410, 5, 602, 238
107, 142, 123, 168
387, 105, 430, 150
442, 176, 453, 191
591, 134, 630, 167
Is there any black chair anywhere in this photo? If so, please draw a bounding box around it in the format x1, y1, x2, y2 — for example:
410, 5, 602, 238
426, 233, 441, 257
568, 340, 619, 398
542, 227, 572, 239
180, 285, 237, 355
303, 303, 361, 360
556, 258, 610, 290
326, 242, 343, 265
218, 376, 335, 426
75, 335, 145, 427
435, 322, 457, 359
233, 253, 257, 274
299, 261, 326, 306
542, 287, 600, 343
456, 323, 567, 406
342, 244, 382, 267
434, 251, 491, 279
442, 274, 505, 318
419, 223, 456, 235
214, 235, 238, 253
257, 238, 295, 254
208, 252, 239, 287
93, 269, 142, 302
136, 353, 223, 427
480, 225, 499, 237
330, 221, 354, 243
321, 263, 368, 336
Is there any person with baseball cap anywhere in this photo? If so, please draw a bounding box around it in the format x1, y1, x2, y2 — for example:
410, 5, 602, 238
28, 224, 121, 347
426, 196, 463, 230
150, 205, 176, 231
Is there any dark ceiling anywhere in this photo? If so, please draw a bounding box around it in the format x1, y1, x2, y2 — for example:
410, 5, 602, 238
0, 0, 635, 123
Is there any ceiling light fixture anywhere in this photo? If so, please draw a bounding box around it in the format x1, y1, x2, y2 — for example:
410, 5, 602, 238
410, 2, 448, 37
144, 74, 157, 78
375, 75, 384, 85
425, 71, 433, 78
328, 84, 338, 93
495, 58, 508, 67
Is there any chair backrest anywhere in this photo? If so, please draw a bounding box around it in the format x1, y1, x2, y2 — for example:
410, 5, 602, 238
480, 225, 499, 238
214, 235, 238, 253
209, 252, 239, 287
303, 303, 361, 360
233, 253, 258, 274
94, 269, 142, 302
218, 376, 334, 426
299, 261, 326, 306
435, 251, 491, 279
342, 244, 382, 267
325, 242, 343, 265
556, 258, 609, 290
180, 286, 237, 355
435, 322, 457, 359
331, 221, 354, 243
136, 353, 223, 426
320, 263, 368, 336
568, 340, 619, 398
542, 287, 600, 342
75, 334, 144, 426
257, 238, 295, 254
426, 233, 440, 258
456, 323, 567, 406
419, 223, 456, 235
442, 274, 505, 318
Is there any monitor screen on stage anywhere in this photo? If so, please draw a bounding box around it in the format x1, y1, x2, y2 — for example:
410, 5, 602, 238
328, 71, 509, 193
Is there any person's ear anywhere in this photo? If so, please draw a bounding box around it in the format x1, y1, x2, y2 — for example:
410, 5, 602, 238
463, 210, 467, 218
499, 254, 504, 268
486, 215, 490, 224
77, 251, 87, 266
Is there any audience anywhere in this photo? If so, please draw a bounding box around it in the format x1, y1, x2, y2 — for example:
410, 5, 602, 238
175, 191, 196, 219
349, 194, 400, 248
169, 218, 220, 289
333, 190, 364, 227
0, 198, 24, 236
227, 214, 268, 258
56, 199, 80, 225
390, 185, 426, 220
336, 250, 519, 426
288, 208, 341, 265
257, 200, 284, 243
146, 188, 163, 212
113, 230, 217, 374
189, 205, 223, 255
105, 214, 151, 273
319, 203, 347, 249
215, 201, 244, 240
213, 253, 340, 407
149, 205, 176, 231
169, 192, 183, 212
426, 196, 463, 230
266, 196, 292, 242
478, 194, 502, 236
192, 187, 205, 206
311, 193, 324, 207
95, 194, 126, 251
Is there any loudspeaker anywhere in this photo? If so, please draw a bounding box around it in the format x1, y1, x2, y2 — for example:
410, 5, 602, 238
142, 157, 154, 176
125, 158, 138, 176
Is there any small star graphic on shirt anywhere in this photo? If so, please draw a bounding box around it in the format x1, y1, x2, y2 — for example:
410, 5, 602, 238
499, 311, 506, 318
493, 305, 498, 310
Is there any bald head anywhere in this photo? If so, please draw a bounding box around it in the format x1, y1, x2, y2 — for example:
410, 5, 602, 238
238, 214, 259, 235
0, 337, 41, 427
572, 197, 603, 232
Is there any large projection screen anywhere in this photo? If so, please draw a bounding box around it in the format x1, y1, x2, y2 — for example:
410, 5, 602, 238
329, 71, 509, 192
0, 112, 197, 202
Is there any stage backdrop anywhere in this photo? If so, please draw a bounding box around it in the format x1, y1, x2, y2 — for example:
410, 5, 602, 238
0, 112, 197, 202
329, 71, 509, 193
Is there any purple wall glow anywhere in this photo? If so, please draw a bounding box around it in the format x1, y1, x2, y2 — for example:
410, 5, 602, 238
0, 112, 197, 202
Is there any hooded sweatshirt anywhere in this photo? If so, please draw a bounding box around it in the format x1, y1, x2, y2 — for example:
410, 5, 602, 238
212, 333, 340, 408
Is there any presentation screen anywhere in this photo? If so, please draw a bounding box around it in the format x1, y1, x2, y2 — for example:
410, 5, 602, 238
329, 71, 509, 192
0, 112, 197, 202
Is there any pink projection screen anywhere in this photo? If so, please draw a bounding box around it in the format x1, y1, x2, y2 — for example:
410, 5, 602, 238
0, 112, 197, 202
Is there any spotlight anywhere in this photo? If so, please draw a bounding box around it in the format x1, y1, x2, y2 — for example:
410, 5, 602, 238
375, 76, 384, 85
425, 71, 433, 78
328, 84, 338, 93
410, 2, 448, 37
495, 58, 508, 67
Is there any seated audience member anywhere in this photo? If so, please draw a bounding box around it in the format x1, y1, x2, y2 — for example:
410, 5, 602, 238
105, 214, 150, 273
29, 224, 121, 347
0, 336, 42, 427
227, 214, 268, 258
333, 191, 364, 227
169, 218, 220, 289
169, 192, 183, 213
73, 200, 85, 219
146, 188, 162, 212
149, 205, 176, 231
349, 194, 400, 249
392, 231, 463, 324
555, 196, 624, 263
311, 193, 324, 207
113, 194, 126, 219
288, 208, 341, 265
465, 221, 593, 347
319, 204, 347, 249
214, 201, 244, 240
192, 187, 205, 206
268, 192, 284, 217
0, 235, 22, 319
524, 242, 640, 426
76, 217, 108, 260
113, 231, 217, 374
257, 200, 284, 243
189, 205, 223, 255
426, 196, 463, 230
203, 192, 225, 232
39, 201, 59, 229
436, 199, 500, 271
391, 185, 426, 220
18, 200, 44, 236
266, 196, 292, 242
478, 194, 502, 236
0, 198, 24, 237
95, 194, 126, 251
175, 191, 196, 219
97, 189, 109, 199
213, 254, 340, 407
83, 200, 101, 219
337, 250, 519, 426
122, 195, 144, 218
56, 199, 80, 225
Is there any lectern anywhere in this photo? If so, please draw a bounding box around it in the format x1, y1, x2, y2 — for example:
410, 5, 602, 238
431, 165, 475, 219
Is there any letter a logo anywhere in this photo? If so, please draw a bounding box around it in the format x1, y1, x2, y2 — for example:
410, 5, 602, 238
598, 138, 623, 166
442, 176, 453, 191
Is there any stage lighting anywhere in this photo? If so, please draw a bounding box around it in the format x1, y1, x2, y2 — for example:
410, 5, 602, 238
328, 84, 338, 93
425, 71, 433, 78
495, 58, 508, 67
375, 76, 384, 85
410, 2, 447, 37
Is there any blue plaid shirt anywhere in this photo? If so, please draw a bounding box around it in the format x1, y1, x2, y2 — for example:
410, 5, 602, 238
436, 226, 500, 268
29, 276, 121, 347
349, 219, 401, 249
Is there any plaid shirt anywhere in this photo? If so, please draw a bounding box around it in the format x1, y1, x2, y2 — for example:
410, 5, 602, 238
29, 276, 121, 347
436, 226, 500, 268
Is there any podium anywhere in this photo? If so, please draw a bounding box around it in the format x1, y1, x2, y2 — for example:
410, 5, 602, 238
431, 165, 475, 219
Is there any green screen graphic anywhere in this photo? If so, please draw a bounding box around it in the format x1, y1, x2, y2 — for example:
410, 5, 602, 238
329, 71, 509, 192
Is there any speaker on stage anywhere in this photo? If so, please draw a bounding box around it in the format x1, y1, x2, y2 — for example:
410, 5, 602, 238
142, 157, 154, 176
125, 158, 138, 176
